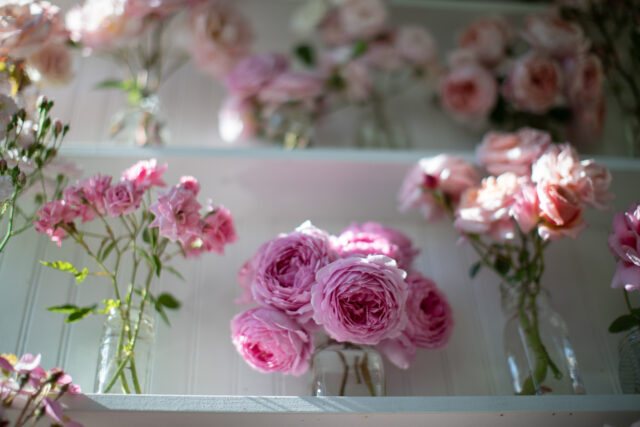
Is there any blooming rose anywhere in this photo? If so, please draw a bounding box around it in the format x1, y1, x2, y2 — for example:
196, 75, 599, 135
522, 14, 587, 58
476, 128, 552, 176
502, 52, 561, 114
226, 53, 289, 98
395, 26, 437, 67
454, 173, 525, 241
398, 154, 480, 221
250, 221, 338, 323
564, 54, 603, 107
311, 255, 409, 345
457, 16, 510, 67
338, 0, 388, 41
608, 203, 640, 292
258, 72, 324, 106
218, 97, 257, 143
510, 182, 540, 234
577, 159, 612, 211
149, 184, 202, 244
28, 42, 73, 85
122, 159, 167, 191
79, 173, 112, 216
178, 176, 200, 196
334, 222, 419, 272
0, 1, 66, 58
231, 307, 313, 376
536, 182, 585, 240
198, 204, 237, 254
34, 200, 78, 246
104, 180, 143, 217
439, 64, 498, 123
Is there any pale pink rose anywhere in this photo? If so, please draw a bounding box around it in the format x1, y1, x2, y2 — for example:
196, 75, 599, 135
28, 42, 73, 85
341, 61, 372, 102
398, 154, 480, 221
439, 64, 498, 122
362, 41, 404, 71
199, 204, 237, 254
608, 203, 640, 286
0, 1, 66, 59
178, 176, 200, 196
395, 26, 437, 67
576, 159, 612, 211
236, 258, 256, 304
149, 185, 202, 244
122, 159, 167, 191
188, 0, 253, 79
125, 0, 202, 18
334, 222, 419, 272
377, 333, 416, 370
611, 262, 640, 293
476, 128, 552, 176
569, 96, 606, 146
457, 16, 511, 67
79, 173, 112, 216
311, 255, 409, 345
339, 0, 388, 41
218, 97, 257, 143
454, 173, 525, 241
510, 183, 540, 234
250, 222, 338, 323
318, 10, 350, 46
522, 14, 587, 58
403, 272, 454, 350
104, 180, 143, 217
258, 72, 324, 105
502, 52, 562, 114
531, 143, 582, 187
564, 54, 603, 107
536, 182, 585, 240
231, 307, 313, 376
225, 53, 289, 98
34, 200, 78, 245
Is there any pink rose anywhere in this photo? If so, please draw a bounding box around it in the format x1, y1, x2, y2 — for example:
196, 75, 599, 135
439, 64, 498, 122
149, 184, 202, 244
395, 26, 437, 67
577, 159, 612, 211
454, 173, 525, 241
522, 14, 587, 58
218, 97, 258, 143
403, 272, 454, 350
510, 183, 540, 234
79, 173, 112, 216
250, 222, 338, 323
564, 54, 603, 107
457, 16, 511, 67
608, 203, 640, 283
476, 128, 552, 176
377, 333, 416, 370
104, 180, 143, 217
258, 72, 324, 106
62, 185, 97, 223
178, 176, 200, 196
34, 200, 78, 245
531, 143, 582, 187
225, 53, 289, 98
0, 1, 66, 58
121, 159, 167, 191
338, 0, 388, 41
29, 42, 74, 85
398, 154, 480, 221
502, 52, 561, 114
537, 182, 585, 240
611, 262, 640, 293
199, 204, 237, 254
334, 222, 419, 272
231, 307, 313, 376
311, 255, 409, 345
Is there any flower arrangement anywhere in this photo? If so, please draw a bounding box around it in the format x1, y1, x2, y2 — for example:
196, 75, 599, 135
231, 221, 453, 394
438, 13, 605, 146
66, 0, 252, 146
0, 353, 82, 427
399, 127, 612, 394
34, 159, 237, 394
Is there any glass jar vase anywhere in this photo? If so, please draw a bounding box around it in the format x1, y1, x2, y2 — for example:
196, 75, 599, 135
311, 341, 385, 396
501, 285, 585, 395
355, 97, 410, 149
618, 326, 640, 393
109, 92, 168, 147
94, 307, 155, 394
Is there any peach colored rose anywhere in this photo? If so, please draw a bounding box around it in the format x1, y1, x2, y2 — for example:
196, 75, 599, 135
457, 16, 511, 67
564, 54, 603, 107
536, 182, 585, 240
522, 14, 587, 58
338, 0, 388, 41
29, 42, 74, 85
576, 158, 612, 211
531, 143, 582, 187
439, 64, 498, 123
395, 26, 437, 67
502, 52, 562, 114
476, 128, 552, 176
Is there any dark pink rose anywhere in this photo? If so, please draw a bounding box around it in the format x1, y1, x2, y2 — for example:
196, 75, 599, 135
122, 159, 167, 191
537, 182, 585, 241
403, 272, 454, 350
502, 52, 562, 114
231, 307, 313, 376
104, 180, 143, 217
311, 255, 409, 345
226, 53, 289, 97
457, 16, 511, 67
564, 54, 603, 107
522, 14, 587, 58
149, 185, 202, 244
608, 203, 640, 288
377, 333, 416, 370
334, 222, 419, 272
200, 204, 237, 254
439, 64, 498, 123
250, 221, 338, 323
476, 128, 552, 176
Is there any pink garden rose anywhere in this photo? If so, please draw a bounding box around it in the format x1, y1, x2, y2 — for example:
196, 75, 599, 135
522, 14, 587, 58
178, 176, 200, 195
502, 52, 561, 114
199, 204, 237, 254
29, 42, 74, 85
398, 154, 480, 221
338, 0, 388, 41
104, 180, 143, 217
510, 182, 540, 235
34, 200, 78, 245
218, 97, 258, 143
258, 72, 324, 106
563, 54, 603, 107
608, 203, 640, 292
122, 159, 167, 191
311, 255, 409, 345
457, 16, 511, 67
395, 26, 437, 67
476, 128, 552, 176
334, 222, 419, 272
249, 221, 338, 323
536, 182, 585, 240
439, 64, 498, 123
377, 333, 416, 370
231, 307, 314, 376
226, 53, 289, 98
577, 158, 612, 211
78, 173, 112, 217
149, 184, 202, 244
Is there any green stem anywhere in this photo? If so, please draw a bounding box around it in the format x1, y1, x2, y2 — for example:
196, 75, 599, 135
0, 188, 18, 253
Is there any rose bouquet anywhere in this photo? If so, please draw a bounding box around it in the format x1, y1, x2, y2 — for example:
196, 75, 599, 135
399, 127, 612, 394
438, 13, 605, 146
1, 353, 82, 427
34, 159, 237, 394
231, 221, 453, 396
66, 0, 252, 146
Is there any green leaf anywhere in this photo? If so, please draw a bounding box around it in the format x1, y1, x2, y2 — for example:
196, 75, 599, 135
494, 256, 511, 276
40, 260, 78, 275
157, 292, 180, 310
142, 228, 151, 244
609, 314, 639, 333
154, 303, 171, 327
164, 266, 185, 281
75, 268, 89, 284
351, 40, 368, 58
469, 261, 482, 278
47, 304, 79, 313
66, 306, 96, 323
152, 254, 162, 277
100, 240, 117, 262
293, 44, 315, 67
95, 79, 135, 91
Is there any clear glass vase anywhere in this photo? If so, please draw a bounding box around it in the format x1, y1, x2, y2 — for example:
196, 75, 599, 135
262, 104, 314, 149
619, 326, 640, 393
94, 307, 155, 394
109, 93, 168, 147
501, 285, 585, 395
311, 341, 385, 396
355, 97, 410, 149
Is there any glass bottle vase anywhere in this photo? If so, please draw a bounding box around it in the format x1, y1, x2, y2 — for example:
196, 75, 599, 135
618, 326, 640, 393
311, 341, 385, 396
355, 97, 410, 149
109, 93, 169, 147
94, 307, 155, 394
501, 285, 585, 395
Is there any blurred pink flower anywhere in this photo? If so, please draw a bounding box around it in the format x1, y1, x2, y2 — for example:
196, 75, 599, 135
531, 143, 582, 186
311, 255, 409, 345
522, 14, 587, 58
318, 10, 350, 46
457, 16, 511, 67
0, 1, 66, 58
225, 53, 289, 97
178, 176, 200, 196
341, 61, 373, 102
502, 52, 561, 114
536, 182, 585, 240
236, 258, 256, 304
199, 204, 237, 254
611, 262, 640, 293
104, 180, 143, 217
125, 0, 202, 18
476, 128, 552, 176
510, 182, 540, 234
577, 159, 612, 211
608, 203, 640, 291
439, 64, 498, 123
34, 200, 78, 245
29, 42, 74, 85
122, 159, 167, 191
149, 184, 202, 244
395, 26, 437, 67
564, 54, 603, 107
362, 41, 404, 71
231, 307, 313, 376
13, 353, 41, 373
258, 72, 324, 106
338, 0, 388, 41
